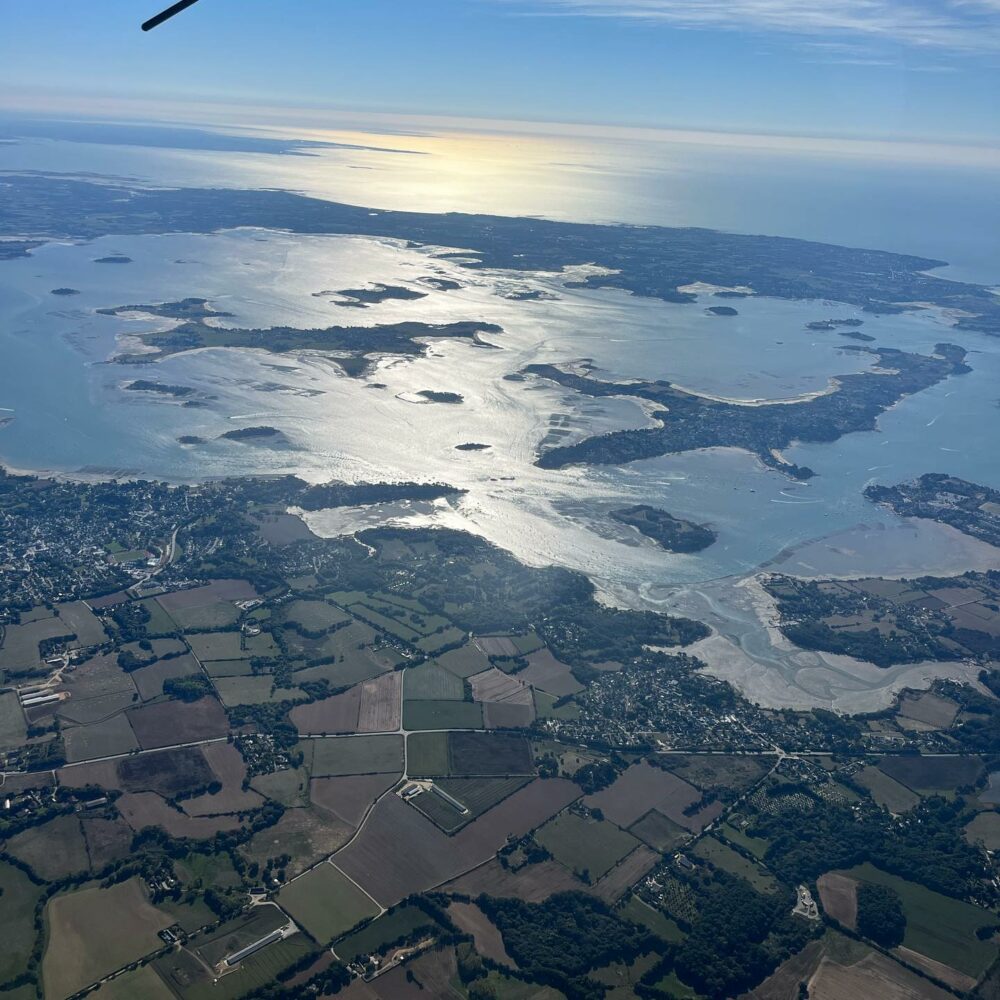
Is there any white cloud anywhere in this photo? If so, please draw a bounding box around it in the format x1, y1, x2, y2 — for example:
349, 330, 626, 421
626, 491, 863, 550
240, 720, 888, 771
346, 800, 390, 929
508, 0, 1000, 53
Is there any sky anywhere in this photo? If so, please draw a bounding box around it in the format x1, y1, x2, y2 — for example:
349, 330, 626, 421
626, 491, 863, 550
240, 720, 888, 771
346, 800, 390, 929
2, 0, 1000, 144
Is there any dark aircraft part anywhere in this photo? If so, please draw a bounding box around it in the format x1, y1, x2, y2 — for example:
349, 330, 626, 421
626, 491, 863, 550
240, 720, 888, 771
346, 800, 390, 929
142, 0, 201, 31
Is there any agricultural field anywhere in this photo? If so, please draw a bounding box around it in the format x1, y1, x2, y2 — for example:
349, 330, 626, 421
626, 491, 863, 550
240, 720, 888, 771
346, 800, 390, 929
877, 755, 983, 794
357, 669, 402, 733
335, 779, 579, 906
444, 856, 580, 903
279, 599, 352, 633
117, 792, 242, 838
204, 658, 256, 677
655, 753, 768, 797
404, 661, 466, 700
309, 734, 404, 776
965, 810, 1000, 850
185, 630, 248, 661
403, 698, 482, 731
617, 895, 685, 944
435, 643, 491, 678
896, 691, 960, 729
432, 776, 532, 821
63, 712, 139, 762
291, 684, 363, 733
214, 674, 304, 707
407, 731, 450, 776
838, 863, 999, 980
183, 741, 265, 815
127, 695, 228, 748
118, 745, 214, 795
629, 809, 689, 852
81, 815, 134, 868
41, 877, 173, 999
332, 902, 440, 962
192, 903, 288, 967
0, 690, 27, 747
310, 772, 398, 826
535, 811, 641, 881
5, 813, 91, 880
279, 861, 379, 942
134, 597, 180, 636
251, 766, 310, 807
585, 760, 723, 832
817, 872, 858, 929
91, 964, 175, 1000
853, 765, 921, 813
448, 900, 518, 968
516, 649, 584, 697
0, 861, 44, 986
131, 654, 203, 700
241, 805, 353, 877
692, 835, 779, 893
448, 731, 533, 775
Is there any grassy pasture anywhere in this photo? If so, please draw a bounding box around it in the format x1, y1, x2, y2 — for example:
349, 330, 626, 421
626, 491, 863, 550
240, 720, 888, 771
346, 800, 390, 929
535, 811, 641, 881
63, 713, 139, 762
332, 902, 437, 961
618, 895, 685, 943
854, 765, 921, 813
279, 861, 379, 943
92, 964, 175, 1000
842, 862, 998, 979
655, 753, 767, 796
214, 675, 304, 707
203, 658, 256, 677
407, 731, 450, 776
167, 601, 241, 632
0, 861, 43, 985
403, 699, 482, 731
251, 766, 310, 806
6, 813, 90, 880
194, 904, 288, 967
629, 809, 689, 852
279, 599, 351, 633
965, 811, 1000, 850
185, 631, 247, 661
404, 661, 466, 700
42, 877, 173, 1000
309, 734, 404, 776
415, 627, 467, 654
692, 835, 779, 893
135, 597, 178, 636
0, 690, 27, 748
435, 643, 491, 678
413, 776, 531, 832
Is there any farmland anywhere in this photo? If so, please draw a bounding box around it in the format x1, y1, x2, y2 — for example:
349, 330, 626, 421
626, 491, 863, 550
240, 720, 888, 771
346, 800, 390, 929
309, 734, 404, 775
41, 877, 173, 999
279, 861, 379, 942
403, 699, 482, 731
877, 755, 983, 794
535, 811, 641, 881
6, 813, 91, 880
0, 861, 43, 985
854, 765, 920, 813
127, 695, 228, 747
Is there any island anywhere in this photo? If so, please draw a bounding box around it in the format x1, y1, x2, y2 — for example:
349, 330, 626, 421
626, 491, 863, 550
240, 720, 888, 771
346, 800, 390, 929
5, 173, 1000, 336
97, 298, 501, 376
317, 283, 427, 307
807, 318, 864, 331
49, 287, 80, 296
524, 342, 970, 478
705, 305, 738, 316
610, 505, 717, 553
218, 425, 283, 442
93, 255, 132, 264
865, 473, 1000, 548
124, 380, 195, 398
455, 442, 491, 451
419, 277, 462, 290
416, 390, 463, 404
176, 435, 204, 445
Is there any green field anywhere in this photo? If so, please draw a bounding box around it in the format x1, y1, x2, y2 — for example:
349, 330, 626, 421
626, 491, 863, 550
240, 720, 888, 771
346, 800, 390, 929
195, 905, 288, 967
309, 734, 404, 776
203, 658, 256, 677
251, 766, 310, 806
403, 699, 483, 731
0, 690, 27, 748
6, 813, 90, 880
617, 896, 685, 944
404, 662, 466, 700
843, 863, 998, 978
434, 644, 491, 678
533, 690, 580, 720
415, 627, 467, 654
137, 597, 179, 636
279, 862, 380, 943
630, 810, 688, 852
435, 776, 532, 819
186, 631, 247, 661
406, 731, 450, 776
692, 836, 778, 893
280, 600, 352, 633
719, 822, 771, 859
0, 861, 43, 985
965, 811, 1000, 850
854, 765, 921, 814
92, 965, 175, 1000
535, 811, 641, 881
169, 602, 241, 631
333, 902, 438, 961
214, 675, 304, 707
349, 603, 421, 643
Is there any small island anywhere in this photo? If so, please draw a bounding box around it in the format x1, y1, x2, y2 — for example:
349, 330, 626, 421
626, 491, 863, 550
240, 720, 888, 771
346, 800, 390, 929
417, 390, 463, 404
320, 283, 427, 308
806, 318, 864, 331
93, 255, 133, 264
611, 505, 717, 553
839, 330, 875, 342
124, 380, 195, 398
177, 435, 204, 445
455, 442, 491, 451
420, 276, 463, 291
706, 305, 738, 316
50, 287, 80, 296
219, 425, 283, 442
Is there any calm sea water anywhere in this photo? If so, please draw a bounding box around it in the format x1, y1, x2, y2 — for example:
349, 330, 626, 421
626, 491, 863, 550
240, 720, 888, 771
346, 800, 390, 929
1, 128, 998, 709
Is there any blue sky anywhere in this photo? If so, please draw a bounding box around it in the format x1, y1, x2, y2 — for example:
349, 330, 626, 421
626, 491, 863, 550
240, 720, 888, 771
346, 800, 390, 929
2, 0, 1000, 142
